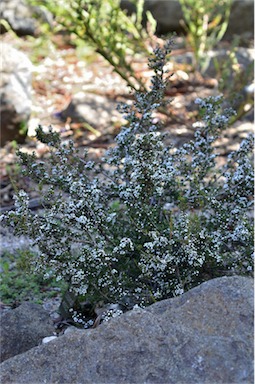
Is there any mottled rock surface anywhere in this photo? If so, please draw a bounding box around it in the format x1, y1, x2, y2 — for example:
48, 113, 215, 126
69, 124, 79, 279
59, 92, 122, 132
0, 302, 55, 363
0, 276, 253, 384
0, 43, 32, 145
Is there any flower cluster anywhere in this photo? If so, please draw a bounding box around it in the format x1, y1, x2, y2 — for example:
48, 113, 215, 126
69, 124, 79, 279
101, 307, 124, 323
1, 41, 253, 318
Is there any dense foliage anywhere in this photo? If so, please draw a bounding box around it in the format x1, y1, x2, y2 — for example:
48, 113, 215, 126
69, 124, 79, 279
2, 40, 253, 318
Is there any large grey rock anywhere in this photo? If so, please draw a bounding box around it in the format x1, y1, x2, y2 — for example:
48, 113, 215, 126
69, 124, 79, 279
0, 0, 36, 36
0, 302, 55, 363
59, 92, 122, 131
0, 276, 253, 383
0, 0, 52, 36
121, 0, 183, 34
205, 47, 254, 78
171, 46, 254, 77
0, 43, 32, 146
226, 0, 254, 39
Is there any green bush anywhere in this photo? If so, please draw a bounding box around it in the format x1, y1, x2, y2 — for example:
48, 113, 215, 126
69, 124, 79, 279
213, 37, 254, 122
2, 40, 253, 319
179, 0, 232, 73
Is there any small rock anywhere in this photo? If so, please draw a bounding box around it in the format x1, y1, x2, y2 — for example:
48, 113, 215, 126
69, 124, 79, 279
42, 336, 58, 344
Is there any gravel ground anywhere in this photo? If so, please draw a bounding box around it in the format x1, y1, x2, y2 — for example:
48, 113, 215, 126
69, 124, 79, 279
0, 226, 34, 256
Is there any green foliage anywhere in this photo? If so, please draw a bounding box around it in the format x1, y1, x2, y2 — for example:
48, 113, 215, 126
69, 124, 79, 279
213, 37, 254, 122
0, 250, 67, 305
18, 120, 29, 137
30, 0, 157, 91
179, 0, 232, 73
0, 19, 19, 37
1, 40, 254, 324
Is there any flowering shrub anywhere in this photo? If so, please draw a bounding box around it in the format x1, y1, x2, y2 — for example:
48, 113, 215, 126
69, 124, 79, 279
2, 41, 253, 315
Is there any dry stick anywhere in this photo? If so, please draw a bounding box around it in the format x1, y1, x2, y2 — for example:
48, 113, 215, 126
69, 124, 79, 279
0, 198, 52, 213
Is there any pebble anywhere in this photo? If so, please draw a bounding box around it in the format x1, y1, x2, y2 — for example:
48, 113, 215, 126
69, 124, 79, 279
42, 336, 58, 344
